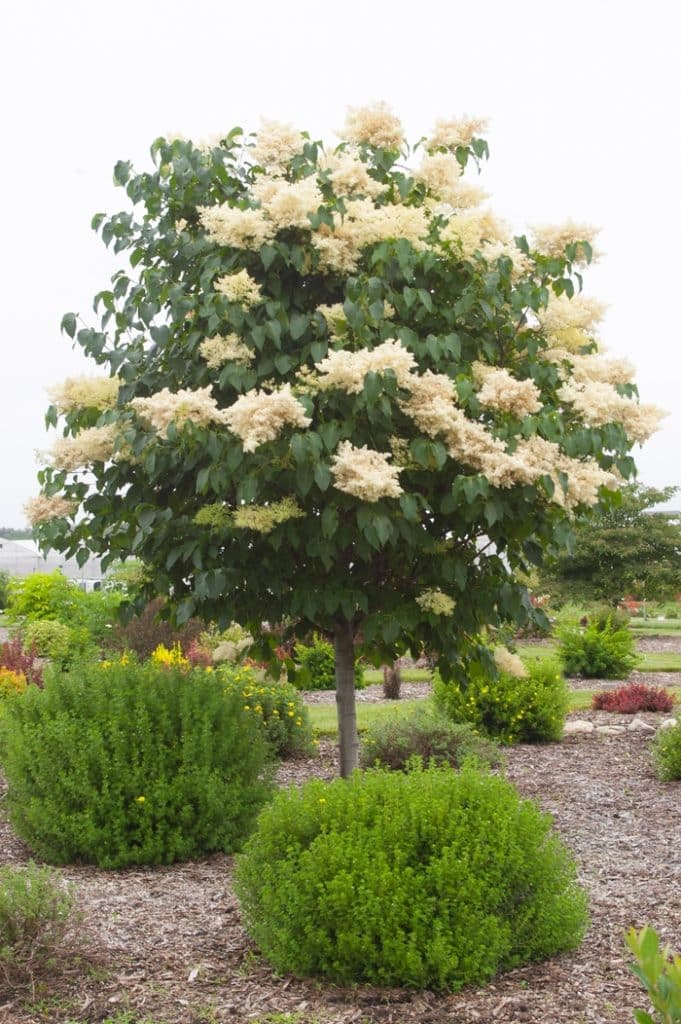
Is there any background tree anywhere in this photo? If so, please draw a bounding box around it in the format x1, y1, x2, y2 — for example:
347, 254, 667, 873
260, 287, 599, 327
536, 484, 681, 604
30, 104, 662, 774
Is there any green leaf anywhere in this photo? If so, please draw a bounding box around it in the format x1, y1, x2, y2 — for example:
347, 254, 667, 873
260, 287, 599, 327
60, 313, 77, 339
290, 312, 308, 340
314, 463, 331, 491
260, 244, 277, 270
321, 506, 338, 539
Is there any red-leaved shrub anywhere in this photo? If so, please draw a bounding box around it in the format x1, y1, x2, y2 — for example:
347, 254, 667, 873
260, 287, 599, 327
0, 636, 43, 687
592, 683, 675, 714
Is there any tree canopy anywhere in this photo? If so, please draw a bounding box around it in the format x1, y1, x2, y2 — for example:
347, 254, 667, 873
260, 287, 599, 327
536, 484, 681, 604
29, 103, 663, 772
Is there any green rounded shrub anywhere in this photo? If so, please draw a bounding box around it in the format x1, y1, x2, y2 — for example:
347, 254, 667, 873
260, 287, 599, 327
360, 706, 500, 771
234, 763, 588, 990
218, 664, 315, 758
558, 619, 639, 678
294, 633, 365, 690
0, 661, 273, 868
434, 656, 569, 744
653, 720, 681, 781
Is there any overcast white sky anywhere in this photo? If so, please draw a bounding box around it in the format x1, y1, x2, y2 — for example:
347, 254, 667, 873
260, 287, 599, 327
1, 0, 679, 526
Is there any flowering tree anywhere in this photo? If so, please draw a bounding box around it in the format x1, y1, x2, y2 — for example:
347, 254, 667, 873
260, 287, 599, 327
31, 103, 663, 774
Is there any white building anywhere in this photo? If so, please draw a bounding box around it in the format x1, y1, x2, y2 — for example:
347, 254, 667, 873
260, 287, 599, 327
0, 537, 103, 586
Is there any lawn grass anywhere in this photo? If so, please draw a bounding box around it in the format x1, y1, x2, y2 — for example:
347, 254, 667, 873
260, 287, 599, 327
362, 667, 431, 685
629, 622, 681, 635
517, 642, 681, 673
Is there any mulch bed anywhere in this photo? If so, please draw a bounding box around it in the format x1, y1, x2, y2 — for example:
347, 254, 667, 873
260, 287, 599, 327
0, 637, 680, 1024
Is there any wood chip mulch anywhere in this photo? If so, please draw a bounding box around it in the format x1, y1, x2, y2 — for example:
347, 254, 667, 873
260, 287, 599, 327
0, 637, 680, 1024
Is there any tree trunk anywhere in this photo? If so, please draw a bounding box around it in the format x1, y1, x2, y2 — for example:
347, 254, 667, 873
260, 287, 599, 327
383, 662, 402, 700
334, 622, 359, 778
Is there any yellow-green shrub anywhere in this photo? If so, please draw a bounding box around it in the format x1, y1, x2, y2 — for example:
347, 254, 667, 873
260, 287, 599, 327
1, 660, 273, 868
235, 763, 588, 990
434, 656, 569, 744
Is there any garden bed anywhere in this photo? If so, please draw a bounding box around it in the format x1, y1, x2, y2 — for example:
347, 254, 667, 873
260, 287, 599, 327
1, 714, 680, 1024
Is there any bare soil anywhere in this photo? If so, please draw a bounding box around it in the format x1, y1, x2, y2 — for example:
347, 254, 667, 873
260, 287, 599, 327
0, 637, 680, 1024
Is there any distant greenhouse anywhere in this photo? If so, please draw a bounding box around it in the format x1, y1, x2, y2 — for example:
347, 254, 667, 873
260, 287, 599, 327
0, 537, 103, 588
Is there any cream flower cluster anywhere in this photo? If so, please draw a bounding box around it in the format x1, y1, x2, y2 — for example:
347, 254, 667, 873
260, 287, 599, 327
340, 101, 404, 149
531, 220, 600, 265
24, 493, 77, 525
315, 339, 417, 393
252, 176, 323, 231
50, 425, 118, 471
323, 150, 385, 198
558, 380, 665, 443
199, 334, 253, 369
413, 154, 462, 201
214, 269, 263, 307
232, 497, 305, 533
330, 441, 402, 501
494, 648, 528, 678
416, 588, 456, 616
546, 350, 636, 387
476, 368, 542, 418
439, 209, 510, 259
222, 384, 312, 452
47, 375, 120, 414
131, 386, 224, 435
537, 293, 606, 340
427, 115, 488, 151
199, 205, 274, 251
250, 119, 305, 169
312, 198, 430, 273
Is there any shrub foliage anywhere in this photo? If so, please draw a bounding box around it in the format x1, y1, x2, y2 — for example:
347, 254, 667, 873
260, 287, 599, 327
0, 862, 76, 980
653, 720, 681, 782
360, 706, 500, 771
592, 683, 675, 714
434, 656, 569, 744
234, 763, 588, 990
0, 660, 273, 868
294, 633, 365, 690
218, 664, 314, 757
558, 619, 639, 679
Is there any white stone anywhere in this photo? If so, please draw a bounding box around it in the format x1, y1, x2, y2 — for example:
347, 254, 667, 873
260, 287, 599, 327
596, 725, 627, 736
659, 718, 679, 730
628, 717, 656, 733
563, 720, 595, 735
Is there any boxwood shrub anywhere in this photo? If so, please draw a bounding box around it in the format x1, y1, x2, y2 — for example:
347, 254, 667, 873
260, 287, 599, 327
234, 763, 589, 991
0, 660, 273, 868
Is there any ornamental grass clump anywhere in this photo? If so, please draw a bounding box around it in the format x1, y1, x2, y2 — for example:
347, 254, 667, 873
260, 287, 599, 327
434, 655, 569, 744
0, 660, 273, 868
360, 705, 500, 771
0, 862, 76, 982
234, 763, 589, 990
592, 683, 675, 714
558, 618, 639, 679
218, 664, 314, 758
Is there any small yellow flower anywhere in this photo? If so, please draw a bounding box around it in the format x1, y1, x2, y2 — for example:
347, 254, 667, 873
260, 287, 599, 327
288, 711, 295, 717
319, 797, 326, 804
136, 795, 145, 803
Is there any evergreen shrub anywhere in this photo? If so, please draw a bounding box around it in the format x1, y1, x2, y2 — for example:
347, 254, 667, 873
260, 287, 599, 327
0, 660, 273, 868
234, 763, 589, 990
434, 657, 569, 744
360, 706, 500, 771
558, 619, 639, 678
